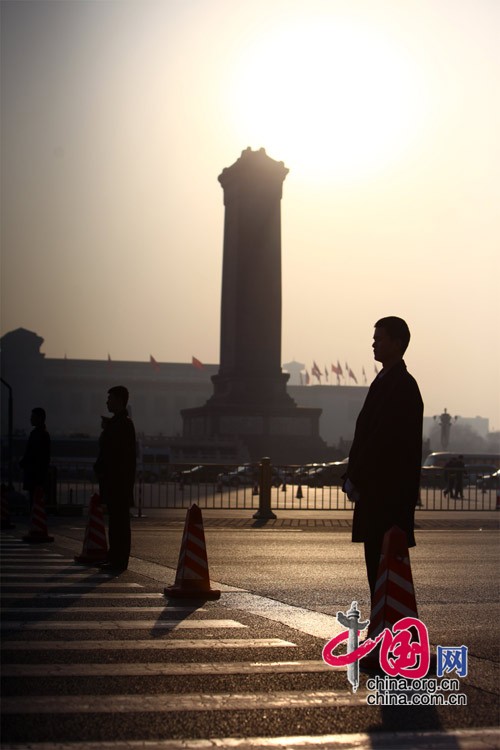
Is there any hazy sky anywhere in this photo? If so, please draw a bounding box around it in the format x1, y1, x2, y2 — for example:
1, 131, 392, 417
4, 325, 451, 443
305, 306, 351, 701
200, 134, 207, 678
1, 0, 499, 428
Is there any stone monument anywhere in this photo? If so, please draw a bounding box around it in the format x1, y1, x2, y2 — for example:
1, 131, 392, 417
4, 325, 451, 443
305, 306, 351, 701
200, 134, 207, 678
182, 148, 327, 463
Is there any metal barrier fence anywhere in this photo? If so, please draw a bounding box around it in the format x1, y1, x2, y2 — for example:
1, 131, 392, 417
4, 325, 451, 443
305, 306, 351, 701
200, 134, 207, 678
8, 460, 498, 513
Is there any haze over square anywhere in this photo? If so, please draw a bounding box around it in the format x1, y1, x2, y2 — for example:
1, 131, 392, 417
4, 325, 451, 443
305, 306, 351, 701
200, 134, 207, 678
1, 0, 499, 429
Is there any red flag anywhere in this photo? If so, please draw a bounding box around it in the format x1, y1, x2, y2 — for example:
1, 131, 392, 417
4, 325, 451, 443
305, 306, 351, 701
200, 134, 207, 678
192, 356, 204, 370
149, 355, 160, 373
312, 361, 322, 381
331, 362, 341, 376
324, 366, 329, 382
305, 370, 310, 385
348, 368, 358, 384
337, 361, 344, 377
362, 366, 367, 384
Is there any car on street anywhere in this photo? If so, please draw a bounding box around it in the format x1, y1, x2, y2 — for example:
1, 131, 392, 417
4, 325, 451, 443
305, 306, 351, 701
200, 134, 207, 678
176, 465, 224, 485
302, 459, 348, 487
475, 467, 499, 490
217, 464, 284, 488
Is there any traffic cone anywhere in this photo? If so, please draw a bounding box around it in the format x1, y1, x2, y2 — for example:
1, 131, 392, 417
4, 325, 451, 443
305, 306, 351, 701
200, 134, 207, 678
74, 493, 108, 564
1, 485, 15, 530
361, 525, 418, 672
164, 503, 220, 600
22, 487, 54, 544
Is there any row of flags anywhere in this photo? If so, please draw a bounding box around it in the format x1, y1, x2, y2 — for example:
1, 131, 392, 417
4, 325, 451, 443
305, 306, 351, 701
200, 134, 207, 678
302, 361, 379, 386
104, 354, 377, 385
106, 354, 205, 374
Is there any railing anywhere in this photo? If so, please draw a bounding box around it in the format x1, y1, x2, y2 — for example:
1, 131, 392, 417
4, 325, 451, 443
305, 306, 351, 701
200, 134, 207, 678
5, 460, 499, 512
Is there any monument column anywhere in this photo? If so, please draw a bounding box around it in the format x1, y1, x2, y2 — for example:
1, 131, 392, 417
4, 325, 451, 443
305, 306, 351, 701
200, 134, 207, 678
211, 148, 292, 405
182, 148, 326, 464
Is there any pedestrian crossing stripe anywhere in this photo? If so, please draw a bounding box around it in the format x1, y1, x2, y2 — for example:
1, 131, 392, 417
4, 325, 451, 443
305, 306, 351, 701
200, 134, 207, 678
2, 638, 296, 650
1, 728, 497, 749
1, 574, 134, 578
1, 660, 336, 677
0, 592, 166, 598
1, 690, 369, 713
0, 583, 143, 588
1, 606, 207, 613
1, 619, 247, 630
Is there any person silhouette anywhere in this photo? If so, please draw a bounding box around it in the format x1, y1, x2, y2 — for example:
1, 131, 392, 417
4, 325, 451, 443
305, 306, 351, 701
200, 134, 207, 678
93, 386, 136, 571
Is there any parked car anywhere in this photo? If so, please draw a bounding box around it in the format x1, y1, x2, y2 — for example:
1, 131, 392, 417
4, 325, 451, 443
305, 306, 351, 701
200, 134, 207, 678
467, 465, 498, 487
217, 464, 283, 488
303, 459, 348, 487
177, 465, 223, 485
477, 469, 500, 491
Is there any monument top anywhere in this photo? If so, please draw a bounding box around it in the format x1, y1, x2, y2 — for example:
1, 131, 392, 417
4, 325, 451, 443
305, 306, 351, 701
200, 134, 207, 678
218, 147, 289, 190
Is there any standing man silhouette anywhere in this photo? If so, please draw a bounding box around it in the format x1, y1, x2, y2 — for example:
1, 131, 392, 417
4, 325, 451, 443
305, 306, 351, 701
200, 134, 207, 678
20, 407, 51, 508
94, 386, 136, 572
344, 317, 423, 601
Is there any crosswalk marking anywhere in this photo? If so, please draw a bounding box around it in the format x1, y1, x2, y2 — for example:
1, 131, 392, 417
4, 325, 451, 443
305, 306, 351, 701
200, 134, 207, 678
1, 619, 247, 630
1, 660, 335, 677
2, 638, 296, 650
2, 729, 497, 750
1, 606, 206, 613
1, 573, 129, 578
1, 690, 369, 714
1, 592, 166, 598
0, 582, 143, 588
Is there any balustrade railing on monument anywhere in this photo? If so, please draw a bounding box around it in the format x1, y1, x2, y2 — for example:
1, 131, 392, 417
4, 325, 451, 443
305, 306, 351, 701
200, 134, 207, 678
5, 460, 498, 513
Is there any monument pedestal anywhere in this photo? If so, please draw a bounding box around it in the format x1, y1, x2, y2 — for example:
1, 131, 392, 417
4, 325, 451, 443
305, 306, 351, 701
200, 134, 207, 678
182, 402, 327, 464
182, 148, 328, 464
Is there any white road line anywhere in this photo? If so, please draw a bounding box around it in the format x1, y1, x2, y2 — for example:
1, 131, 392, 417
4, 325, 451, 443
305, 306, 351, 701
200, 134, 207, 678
1, 659, 335, 677
1, 619, 247, 630
2, 638, 296, 650
0, 583, 143, 588
1, 607, 207, 613
1, 690, 368, 713
0, 593, 166, 599
1, 573, 129, 578
2, 728, 497, 749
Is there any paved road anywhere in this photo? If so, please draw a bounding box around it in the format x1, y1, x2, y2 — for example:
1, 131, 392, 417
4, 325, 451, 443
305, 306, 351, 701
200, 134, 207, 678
1, 511, 499, 749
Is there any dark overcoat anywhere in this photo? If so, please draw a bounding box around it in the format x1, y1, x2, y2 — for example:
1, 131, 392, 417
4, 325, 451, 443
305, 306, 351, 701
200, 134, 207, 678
347, 360, 423, 547
94, 410, 136, 508
20, 426, 51, 491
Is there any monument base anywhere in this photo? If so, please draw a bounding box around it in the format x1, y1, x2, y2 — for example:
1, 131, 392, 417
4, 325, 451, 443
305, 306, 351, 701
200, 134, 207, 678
182, 403, 328, 464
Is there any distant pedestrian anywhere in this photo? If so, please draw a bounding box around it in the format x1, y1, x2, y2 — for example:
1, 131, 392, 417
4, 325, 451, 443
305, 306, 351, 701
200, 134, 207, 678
94, 386, 136, 571
20, 407, 51, 508
343, 317, 423, 602
443, 457, 457, 499
454, 455, 466, 499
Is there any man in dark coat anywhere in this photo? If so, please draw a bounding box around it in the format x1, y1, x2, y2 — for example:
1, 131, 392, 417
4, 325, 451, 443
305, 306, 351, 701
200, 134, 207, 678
344, 317, 423, 600
20, 407, 51, 508
94, 386, 136, 571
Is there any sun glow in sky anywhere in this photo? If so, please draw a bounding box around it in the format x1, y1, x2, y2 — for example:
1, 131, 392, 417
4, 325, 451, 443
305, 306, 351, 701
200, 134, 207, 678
230, 18, 428, 183
1, 0, 499, 429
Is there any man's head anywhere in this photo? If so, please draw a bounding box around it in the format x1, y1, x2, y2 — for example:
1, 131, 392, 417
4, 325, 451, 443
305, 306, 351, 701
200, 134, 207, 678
106, 385, 129, 414
30, 408, 46, 428
373, 316, 411, 368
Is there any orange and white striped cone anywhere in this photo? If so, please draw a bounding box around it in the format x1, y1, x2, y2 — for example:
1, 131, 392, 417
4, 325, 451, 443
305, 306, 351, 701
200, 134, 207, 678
164, 503, 220, 600
74, 493, 108, 564
361, 525, 418, 672
1, 485, 15, 530
22, 487, 54, 543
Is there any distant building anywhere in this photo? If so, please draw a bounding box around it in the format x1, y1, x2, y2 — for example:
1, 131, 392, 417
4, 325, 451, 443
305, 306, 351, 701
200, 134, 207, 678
1, 328, 369, 461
